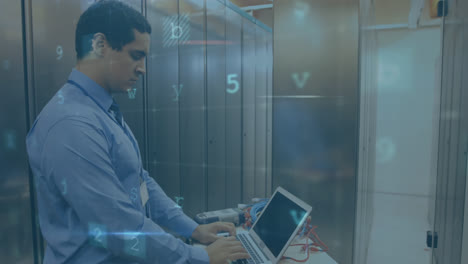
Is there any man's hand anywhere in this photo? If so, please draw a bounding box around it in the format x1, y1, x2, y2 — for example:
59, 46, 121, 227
192, 222, 236, 245
204, 237, 250, 264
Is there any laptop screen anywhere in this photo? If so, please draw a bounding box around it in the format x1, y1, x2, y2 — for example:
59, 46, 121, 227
252, 191, 307, 257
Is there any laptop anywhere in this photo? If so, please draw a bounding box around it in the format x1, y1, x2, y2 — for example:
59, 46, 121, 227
235, 187, 313, 264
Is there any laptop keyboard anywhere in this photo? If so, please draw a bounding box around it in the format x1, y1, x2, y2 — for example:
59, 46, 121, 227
235, 259, 253, 264
235, 233, 265, 264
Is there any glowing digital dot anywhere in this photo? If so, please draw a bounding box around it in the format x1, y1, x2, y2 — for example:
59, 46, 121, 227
130, 187, 138, 202
61, 179, 67, 195
88, 223, 107, 248
172, 84, 183, 101
162, 14, 190, 48
124, 232, 146, 258
291, 72, 310, 89
376, 137, 396, 163
127, 88, 137, 99
4, 130, 17, 151
56, 45, 64, 60
174, 196, 184, 208
227, 74, 240, 94
2, 60, 10, 71
58, 90, 65, 104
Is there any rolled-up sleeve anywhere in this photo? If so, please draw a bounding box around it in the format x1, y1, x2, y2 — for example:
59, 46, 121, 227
41, 117, 209, 264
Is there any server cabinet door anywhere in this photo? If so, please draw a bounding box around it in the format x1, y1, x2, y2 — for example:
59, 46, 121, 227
433, 0, 468, 262
225, 6, 243, 208
179, 0, 207, 217
273, 0, 359, 262
0, 1, 36, 263
254, 27, 268, 198
146, 0, 181, 204
206, 0, 227, 211
265, 33, 273, 198
241, 18, 256, 202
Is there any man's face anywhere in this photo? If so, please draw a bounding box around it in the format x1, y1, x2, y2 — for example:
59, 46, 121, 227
104, 29, 150, 94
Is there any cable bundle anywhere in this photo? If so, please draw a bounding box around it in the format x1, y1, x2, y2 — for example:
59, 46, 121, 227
241, 199, 268, 229
281, 216, 329, 262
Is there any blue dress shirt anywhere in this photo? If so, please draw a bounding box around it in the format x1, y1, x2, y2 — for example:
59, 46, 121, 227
26, 69, 209, 264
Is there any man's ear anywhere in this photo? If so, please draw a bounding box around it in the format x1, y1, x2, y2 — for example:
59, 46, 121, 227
91, 33, 107, 57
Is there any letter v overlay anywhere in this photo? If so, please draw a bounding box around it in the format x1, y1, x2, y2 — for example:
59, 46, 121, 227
292, 72, 310, 89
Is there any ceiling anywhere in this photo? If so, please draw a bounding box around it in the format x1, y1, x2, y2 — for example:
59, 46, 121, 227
229, 0, 273, 28
229, 0, 273, 9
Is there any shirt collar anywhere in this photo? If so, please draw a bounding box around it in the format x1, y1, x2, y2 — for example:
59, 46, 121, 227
68, 68, 114, 111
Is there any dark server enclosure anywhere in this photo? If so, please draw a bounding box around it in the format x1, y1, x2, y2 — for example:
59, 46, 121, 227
0, 1, 36, 263
145, 0, 272, 217
1, 1, 272, 261
2, 0, 467, 264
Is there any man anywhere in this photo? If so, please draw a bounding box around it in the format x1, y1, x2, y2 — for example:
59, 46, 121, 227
26, 1, 249, 263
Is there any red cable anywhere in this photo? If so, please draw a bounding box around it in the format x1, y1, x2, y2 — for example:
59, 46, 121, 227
282, 234, 311, 262
281, 225, 330, 262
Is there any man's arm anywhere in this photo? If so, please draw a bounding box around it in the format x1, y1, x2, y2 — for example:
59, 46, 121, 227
41, 117, 209, 264
142, 170, 199, 238
142, 171, 249, 263
142, 171, 239, 245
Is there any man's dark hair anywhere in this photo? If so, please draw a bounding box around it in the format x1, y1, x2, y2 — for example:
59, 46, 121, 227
75, 0, 152, 60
